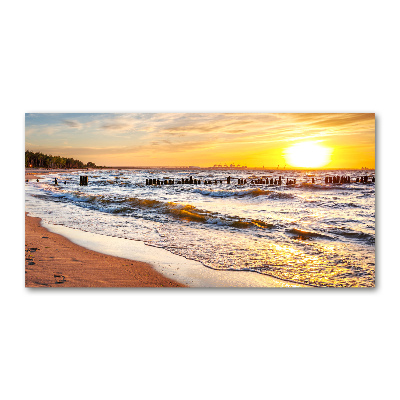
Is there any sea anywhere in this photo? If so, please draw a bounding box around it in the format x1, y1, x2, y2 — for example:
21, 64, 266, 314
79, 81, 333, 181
25, 169, 375, 287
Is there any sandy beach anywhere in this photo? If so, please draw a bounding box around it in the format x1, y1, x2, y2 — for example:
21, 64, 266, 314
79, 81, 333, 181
25, 169, 307, 288
25, 169, 183, 288
25, 212, 186, 287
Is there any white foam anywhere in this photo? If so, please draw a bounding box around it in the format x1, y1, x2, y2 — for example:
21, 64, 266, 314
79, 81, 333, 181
41, 221, 302, 288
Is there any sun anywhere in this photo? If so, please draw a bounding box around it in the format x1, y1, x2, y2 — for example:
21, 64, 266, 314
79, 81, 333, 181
284, 142, 332, 168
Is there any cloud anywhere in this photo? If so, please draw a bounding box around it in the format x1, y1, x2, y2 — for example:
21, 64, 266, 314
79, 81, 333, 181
62, 120, 82, 129
101, 122, 131, 130
282, 113, 375, 131
25, 113, 375, 166
25, 125, 57, 136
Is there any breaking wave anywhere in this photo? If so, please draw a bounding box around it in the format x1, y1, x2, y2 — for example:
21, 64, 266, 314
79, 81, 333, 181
40, 189, 275, 230
193, 187, 295, 199
287, 228, 333, 240
298, 182, 370, 191
331, 227, 375, 244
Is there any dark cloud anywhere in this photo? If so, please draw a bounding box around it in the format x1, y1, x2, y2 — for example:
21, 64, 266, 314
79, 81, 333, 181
101, 123, 131, 130
62, 120, 81, 128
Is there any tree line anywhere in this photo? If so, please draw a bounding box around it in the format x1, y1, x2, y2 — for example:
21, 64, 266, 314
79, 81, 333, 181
25, 150, 100, 169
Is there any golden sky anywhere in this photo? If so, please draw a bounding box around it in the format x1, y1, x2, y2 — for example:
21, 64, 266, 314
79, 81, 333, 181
25, 113, 375, 168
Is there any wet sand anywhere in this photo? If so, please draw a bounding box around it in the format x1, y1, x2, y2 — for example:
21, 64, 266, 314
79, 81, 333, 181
43, 221, 305, 288
25, 213, 186, 287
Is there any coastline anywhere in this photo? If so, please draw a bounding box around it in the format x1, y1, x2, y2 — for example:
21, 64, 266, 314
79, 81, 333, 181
25, 168, 87, 181
25, 170, 305, 288
26, 213, 304, 288
40, 220, 305, 288
25, 213, 186, 287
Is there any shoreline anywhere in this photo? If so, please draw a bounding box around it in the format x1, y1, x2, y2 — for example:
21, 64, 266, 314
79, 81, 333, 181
25, 212, 304, 288
40, 219, 305, 288
25, 169, 88, 181
25, 213, 186, 287
25, 171, 305, 288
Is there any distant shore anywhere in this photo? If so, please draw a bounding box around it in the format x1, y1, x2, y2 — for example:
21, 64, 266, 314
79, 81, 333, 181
25, 166, 375, 174
25, 168, 88, 179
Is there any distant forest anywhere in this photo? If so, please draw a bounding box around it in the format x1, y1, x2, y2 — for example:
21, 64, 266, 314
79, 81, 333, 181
25, 150, 99, 169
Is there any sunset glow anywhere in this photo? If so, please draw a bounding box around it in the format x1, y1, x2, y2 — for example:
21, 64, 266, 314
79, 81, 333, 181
25, 113, 375, 168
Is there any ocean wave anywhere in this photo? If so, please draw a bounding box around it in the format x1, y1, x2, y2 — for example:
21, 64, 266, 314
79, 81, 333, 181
318, 201, 362, 209
331, 227, 375, 244
298, 182, 369, 192
287, 228, 333, 240
267, 192, 295, 199
192, 188, 270, 198
162, 202, 274, 229
46, 190, 276, 230
193, 187, 295, 199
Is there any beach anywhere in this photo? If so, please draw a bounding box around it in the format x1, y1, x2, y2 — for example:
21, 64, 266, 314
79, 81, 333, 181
25, 169, 375, 287
25, 168, 374, 287
25, 168, 375, 287
26, 171, 186, 287
25, 212, 186, 287
25, 170, 304, 287
25, 212, 303, 288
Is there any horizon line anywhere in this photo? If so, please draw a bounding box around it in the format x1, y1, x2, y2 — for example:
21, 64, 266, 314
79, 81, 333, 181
33, 165, 374, 170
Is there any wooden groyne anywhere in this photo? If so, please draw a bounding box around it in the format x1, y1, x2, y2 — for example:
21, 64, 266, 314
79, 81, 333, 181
144, 174, 375, 186
34, 173, 374, 187
145, 176, 283, 186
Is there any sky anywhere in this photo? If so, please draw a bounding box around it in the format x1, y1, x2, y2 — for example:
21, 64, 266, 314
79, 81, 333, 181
25, 113, 375, 168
